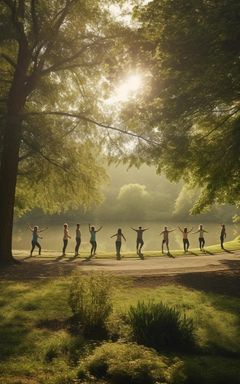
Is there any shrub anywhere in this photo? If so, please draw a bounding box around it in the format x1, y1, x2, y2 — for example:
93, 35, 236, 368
78, 341, 185, 384
126, 301, 195, 352
68, 272, 114, 337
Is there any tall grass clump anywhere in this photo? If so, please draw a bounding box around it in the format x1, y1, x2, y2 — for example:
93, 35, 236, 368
126, 301, 195, 352
68, 272, 114, 337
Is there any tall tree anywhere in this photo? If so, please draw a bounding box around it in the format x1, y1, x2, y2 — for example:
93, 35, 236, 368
122, 0, 240, 213
0, 0, 129, 264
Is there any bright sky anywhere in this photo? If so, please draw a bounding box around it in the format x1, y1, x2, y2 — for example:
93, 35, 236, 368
106, 73, 143, 105
104, 2, 150, 106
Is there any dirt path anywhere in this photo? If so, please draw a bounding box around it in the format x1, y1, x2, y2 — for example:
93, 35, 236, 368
0, 250, 239, 279
0, 251, 240, 297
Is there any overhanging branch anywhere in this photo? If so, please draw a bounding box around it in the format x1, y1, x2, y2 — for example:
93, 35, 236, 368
25, 111, 158, 145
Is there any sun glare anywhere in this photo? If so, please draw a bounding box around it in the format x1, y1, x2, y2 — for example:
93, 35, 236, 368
107, 74, 143, 105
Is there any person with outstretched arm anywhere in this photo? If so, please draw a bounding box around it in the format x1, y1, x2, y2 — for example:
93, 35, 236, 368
130, 226, 149, 257
28, 224, 48, 256
111, 228, 126, 260
89, 224, 103, 257
160, 226, 176, 255
193, 224, 207, 251
178, 226, 193, 252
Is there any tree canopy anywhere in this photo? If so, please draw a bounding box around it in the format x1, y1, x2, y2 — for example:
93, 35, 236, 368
122, 0, 240, 212
0, 0, 127, 216
0, 0, 133, 262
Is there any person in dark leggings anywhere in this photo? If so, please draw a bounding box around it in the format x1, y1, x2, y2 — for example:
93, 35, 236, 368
28, 224, 48, 256
75, 223, 81, 256
178, 226, 193, 252
160, 226, 176, 255
89, 224, 103, 257
111, 228, 126, 259
220, 224, 226, 249
130, 226, 149, 257
193, 225, 207, 251
62, 223, 71, 256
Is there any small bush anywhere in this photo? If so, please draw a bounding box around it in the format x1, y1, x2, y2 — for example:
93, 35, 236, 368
126, 301, 195, 352
69, 272, 114, 337
78, 341, 185, 384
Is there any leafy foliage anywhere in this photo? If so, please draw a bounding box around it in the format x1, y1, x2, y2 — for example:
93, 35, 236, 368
78, 341, 186, 384
0, 0, 129, 217
69, 272, 114, 337
122, 0, 240, 212
126, 301, 195, 352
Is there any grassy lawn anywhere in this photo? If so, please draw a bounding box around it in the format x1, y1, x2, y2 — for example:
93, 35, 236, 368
0, 272, 240, 383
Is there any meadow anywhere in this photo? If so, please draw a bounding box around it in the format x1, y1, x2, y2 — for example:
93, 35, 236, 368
0, 263, 240, 384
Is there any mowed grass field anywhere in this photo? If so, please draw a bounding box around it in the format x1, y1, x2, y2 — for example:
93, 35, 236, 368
0, 267, 240, 384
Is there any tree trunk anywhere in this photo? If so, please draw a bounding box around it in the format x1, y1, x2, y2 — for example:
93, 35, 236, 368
0, 114, 22, 265
0, 33, 30, 265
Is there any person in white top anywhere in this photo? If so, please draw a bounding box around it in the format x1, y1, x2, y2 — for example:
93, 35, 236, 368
160, 226, 176, 255
75, 224, 81, 256
178, 226, 193, 252
62, 223, 71, 256
28, 224, 48, 256
111, 228, 126, 260
193, 224, 207, 251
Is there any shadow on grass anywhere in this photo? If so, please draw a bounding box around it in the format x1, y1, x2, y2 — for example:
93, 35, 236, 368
22, 255, 33, 260
68, 255, 80, 262
0, 260, 75, 280
204, 250, 214, 255
167, 253, 175, 259
222, 247, 234, 254
133, 264, 240, 299
0, 322, 30, 361
175, 264, 240, 298
54, 255, 65, 262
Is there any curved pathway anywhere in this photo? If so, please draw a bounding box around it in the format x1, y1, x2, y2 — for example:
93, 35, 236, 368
1, 250, 239, 280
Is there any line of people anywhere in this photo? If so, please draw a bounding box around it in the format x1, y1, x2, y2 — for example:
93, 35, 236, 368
28, 223, 227, 259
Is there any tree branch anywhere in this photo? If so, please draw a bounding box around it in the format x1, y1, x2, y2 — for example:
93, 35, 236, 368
31, 0, 39, 41
0, 53, 16, 68
22, 138, 70, 171
197, 108, 240, 140
40, 40, 106, 76
25, 111, 158, 144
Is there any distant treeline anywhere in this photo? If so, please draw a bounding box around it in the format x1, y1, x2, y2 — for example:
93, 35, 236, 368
18, 165, 239, 224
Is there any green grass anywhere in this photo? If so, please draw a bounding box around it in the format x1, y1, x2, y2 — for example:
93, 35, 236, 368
13, 235, 240, 261
0, 275, 240, 383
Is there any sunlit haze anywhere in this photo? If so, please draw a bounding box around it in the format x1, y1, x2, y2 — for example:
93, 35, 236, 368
107, 73, 143, 105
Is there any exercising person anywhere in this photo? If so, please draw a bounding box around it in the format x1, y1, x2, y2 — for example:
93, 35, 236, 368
193, 224, 207, 251
62, 223, 71, 256
75, 223, 81, 256
111, 228, 126, 259
160, 226, 176, 255
28, 224, 48, 256
130, 226, 149, 257
178, 226, 193, 252
220, 224, 226, 249
89, 224, 103, 257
